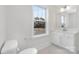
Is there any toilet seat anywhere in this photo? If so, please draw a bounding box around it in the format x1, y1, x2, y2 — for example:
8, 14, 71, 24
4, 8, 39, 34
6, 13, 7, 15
19, 48, 38, 54
1, 40, 38, 54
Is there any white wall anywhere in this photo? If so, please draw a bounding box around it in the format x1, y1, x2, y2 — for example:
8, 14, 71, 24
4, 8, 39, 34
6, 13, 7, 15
5, 5, 57, 50
68, 13, 77, 29
74, 6, 79, 29
0, 6, 7, 48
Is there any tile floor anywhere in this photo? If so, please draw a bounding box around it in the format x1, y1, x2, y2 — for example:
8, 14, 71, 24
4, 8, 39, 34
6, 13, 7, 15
38, 44, 74, 54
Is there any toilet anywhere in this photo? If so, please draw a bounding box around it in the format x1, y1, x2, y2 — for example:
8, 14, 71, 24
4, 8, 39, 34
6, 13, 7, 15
19, 48, 37, 54
1, 40, 38, 54
1, 40, 18, 54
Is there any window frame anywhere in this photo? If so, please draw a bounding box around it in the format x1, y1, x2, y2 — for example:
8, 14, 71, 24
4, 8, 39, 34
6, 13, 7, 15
32, 5, 49, 38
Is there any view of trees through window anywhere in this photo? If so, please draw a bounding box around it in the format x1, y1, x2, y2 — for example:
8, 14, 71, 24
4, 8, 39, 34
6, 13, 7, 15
32, 6, 46, 35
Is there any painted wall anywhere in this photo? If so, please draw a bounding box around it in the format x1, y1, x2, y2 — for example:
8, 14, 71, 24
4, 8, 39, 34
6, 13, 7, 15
68, 13, 77, 29
74, 6, 79, 29
0, 6, 7, 48
6, 5, 57, 50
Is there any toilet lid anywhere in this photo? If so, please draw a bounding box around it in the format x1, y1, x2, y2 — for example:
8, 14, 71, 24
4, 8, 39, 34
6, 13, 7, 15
19, 48, 38, 54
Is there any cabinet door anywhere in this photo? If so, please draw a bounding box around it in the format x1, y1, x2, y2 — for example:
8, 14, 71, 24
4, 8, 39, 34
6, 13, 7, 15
59, 33, 65, 47
63, 34, 74, 52
52, 33, 60, 45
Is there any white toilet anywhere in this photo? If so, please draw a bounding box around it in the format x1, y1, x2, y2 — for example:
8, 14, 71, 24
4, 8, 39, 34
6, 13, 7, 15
1, 40, 38, 54
19, 48, 37, 54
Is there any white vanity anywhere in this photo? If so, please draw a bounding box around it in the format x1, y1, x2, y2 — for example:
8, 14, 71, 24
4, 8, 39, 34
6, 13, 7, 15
51, 29, 79, 53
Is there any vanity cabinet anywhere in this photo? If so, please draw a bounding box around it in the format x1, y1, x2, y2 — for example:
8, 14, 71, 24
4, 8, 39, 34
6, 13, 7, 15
51, 30, 79, 53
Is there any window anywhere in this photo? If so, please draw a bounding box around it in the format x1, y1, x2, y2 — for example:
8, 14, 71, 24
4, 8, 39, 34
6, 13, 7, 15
32, 6, 48, 37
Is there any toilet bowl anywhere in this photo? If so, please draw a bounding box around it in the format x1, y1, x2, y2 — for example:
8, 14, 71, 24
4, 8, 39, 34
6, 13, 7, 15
19, 48, 38, 54
1, 40, 38, 54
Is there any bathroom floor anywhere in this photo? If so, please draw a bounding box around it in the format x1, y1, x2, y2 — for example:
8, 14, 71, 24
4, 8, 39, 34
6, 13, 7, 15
38, 44, 74, 54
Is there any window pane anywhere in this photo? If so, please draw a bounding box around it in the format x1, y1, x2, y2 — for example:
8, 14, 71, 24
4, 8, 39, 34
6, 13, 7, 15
38, 7, 43, 18
42, 8, 46, 19
32, 6, 39, 17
